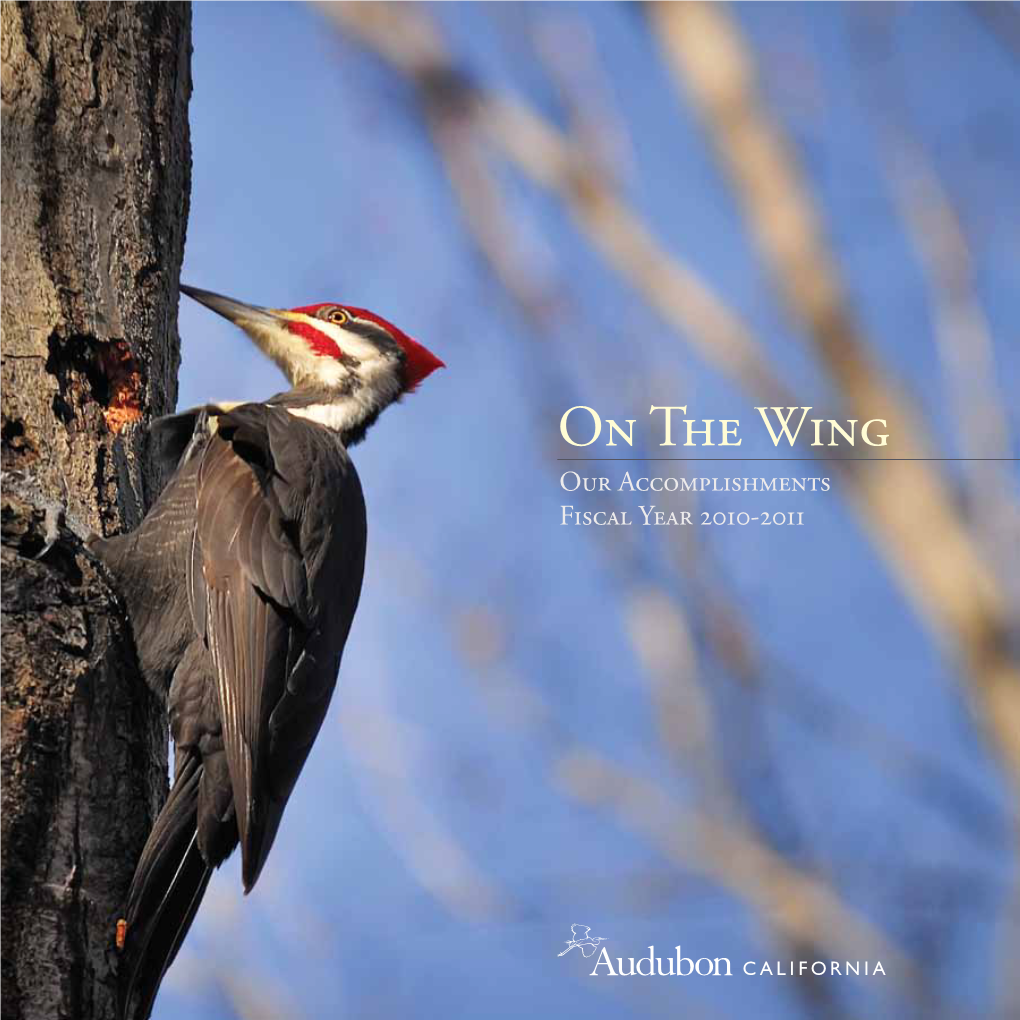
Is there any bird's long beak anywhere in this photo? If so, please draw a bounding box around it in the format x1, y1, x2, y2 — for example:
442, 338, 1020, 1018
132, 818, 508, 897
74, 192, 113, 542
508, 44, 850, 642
181, 285, 285, 331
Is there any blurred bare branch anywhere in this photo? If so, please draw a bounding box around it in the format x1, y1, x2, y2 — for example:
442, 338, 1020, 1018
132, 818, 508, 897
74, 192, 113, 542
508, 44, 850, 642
650, 0, 1020, 786
446, 597, 925, 1003
327, 5, 1020, 796
554, 747, 924, 1000
887, 138, 1020, 599
323, 0, 1016, 826
216, 971, 307, 1020
310, 4, 1016, 1015
531, 10, 636, 188
971, 1, 1020, 64
321, 0, 789, 404
341, 697, 507, 922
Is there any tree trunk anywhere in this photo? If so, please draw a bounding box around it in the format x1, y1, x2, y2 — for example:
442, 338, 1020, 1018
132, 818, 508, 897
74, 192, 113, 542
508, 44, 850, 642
1, 4, 191, 1018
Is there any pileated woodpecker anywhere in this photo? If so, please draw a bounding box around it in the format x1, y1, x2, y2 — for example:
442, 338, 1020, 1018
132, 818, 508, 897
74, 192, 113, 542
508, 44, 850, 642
91, 286, 443, 1019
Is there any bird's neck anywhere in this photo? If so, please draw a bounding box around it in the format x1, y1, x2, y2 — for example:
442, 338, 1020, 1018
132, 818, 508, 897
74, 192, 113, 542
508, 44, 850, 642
270, 380, 397, 446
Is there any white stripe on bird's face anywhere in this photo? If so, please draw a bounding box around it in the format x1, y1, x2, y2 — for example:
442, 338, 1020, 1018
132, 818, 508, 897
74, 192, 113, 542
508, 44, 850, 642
235, 311, 402, 398
236, 314, 346, 390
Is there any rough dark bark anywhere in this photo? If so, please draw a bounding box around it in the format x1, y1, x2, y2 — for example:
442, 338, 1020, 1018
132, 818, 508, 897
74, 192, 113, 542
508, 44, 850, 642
1, 4, 191, 1018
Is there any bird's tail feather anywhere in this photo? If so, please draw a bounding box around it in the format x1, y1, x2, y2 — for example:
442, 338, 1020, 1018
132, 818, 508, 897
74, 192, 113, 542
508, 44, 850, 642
119, 755, 212, 1020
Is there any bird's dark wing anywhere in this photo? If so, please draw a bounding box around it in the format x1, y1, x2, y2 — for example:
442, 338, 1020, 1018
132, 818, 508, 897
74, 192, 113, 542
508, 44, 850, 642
190, 404, 365, 891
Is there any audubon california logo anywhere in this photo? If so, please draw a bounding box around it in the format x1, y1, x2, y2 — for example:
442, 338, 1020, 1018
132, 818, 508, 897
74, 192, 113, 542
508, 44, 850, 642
558, 928, 886, 979
558, 924, 607, 958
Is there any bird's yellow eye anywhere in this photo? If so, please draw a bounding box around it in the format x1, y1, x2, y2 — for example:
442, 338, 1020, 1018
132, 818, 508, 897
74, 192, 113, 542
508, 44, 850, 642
328, 308, 348, 326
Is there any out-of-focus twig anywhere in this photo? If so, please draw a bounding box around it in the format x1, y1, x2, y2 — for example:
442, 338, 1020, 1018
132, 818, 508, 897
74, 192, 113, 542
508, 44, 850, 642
532, 10, 636, 189
450, 587, 917, 1002
888, 141, 1020, 599
847, 15, 1020, 1010
340, 697, 506, 922
554, 747, 924, 998
452, 603, 920, 1001
320, 0, 790, 407
328, 3, 1020, 789
650, 0, 1020, 785
970, 1, 1020, 64
361, 0, 1003, 856
890, 139, 1020, 1020
320, 4, 1012, 1003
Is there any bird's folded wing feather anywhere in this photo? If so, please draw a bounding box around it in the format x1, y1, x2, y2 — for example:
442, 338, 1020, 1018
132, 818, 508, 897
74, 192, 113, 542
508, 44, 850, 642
191, 408, 309, 889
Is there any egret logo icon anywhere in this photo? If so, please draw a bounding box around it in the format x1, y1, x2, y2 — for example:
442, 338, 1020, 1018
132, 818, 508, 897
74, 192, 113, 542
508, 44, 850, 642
558, 924, 607, 958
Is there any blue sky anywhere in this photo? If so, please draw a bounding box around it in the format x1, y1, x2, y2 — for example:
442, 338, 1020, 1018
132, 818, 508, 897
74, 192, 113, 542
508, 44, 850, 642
159, 4, 1019, 1018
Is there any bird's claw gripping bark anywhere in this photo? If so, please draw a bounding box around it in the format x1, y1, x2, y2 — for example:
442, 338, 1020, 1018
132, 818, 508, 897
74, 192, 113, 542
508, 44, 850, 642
35, 502, 95, 561
1, 470, 97, 560
38, 504, 63, 560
